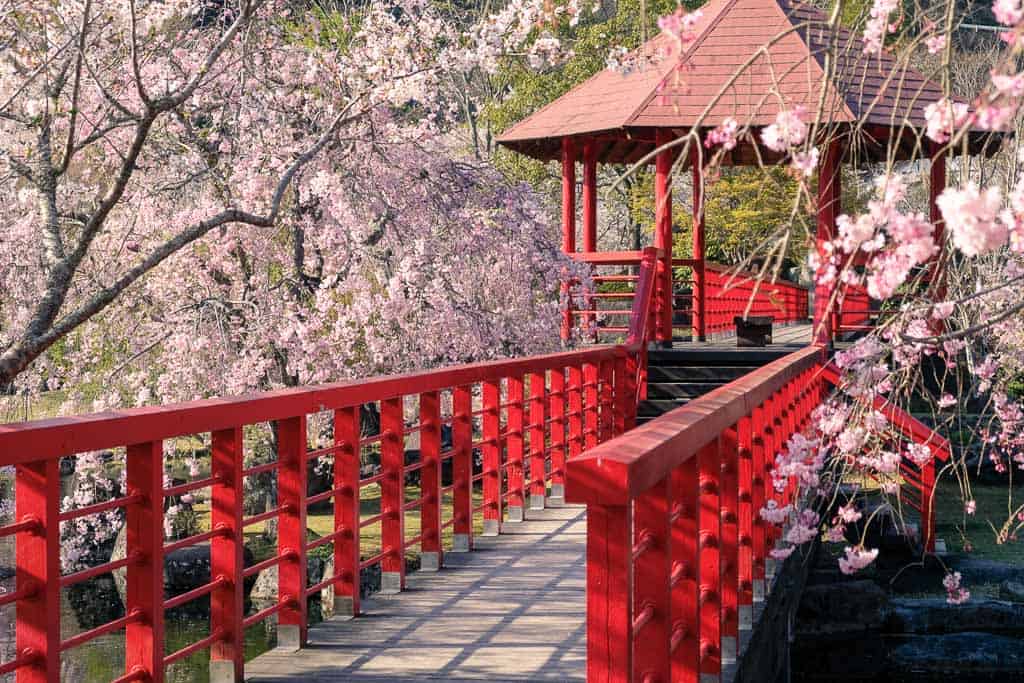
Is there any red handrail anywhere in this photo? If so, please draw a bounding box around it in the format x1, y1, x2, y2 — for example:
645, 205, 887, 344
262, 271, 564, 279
0, 248, 661, 682
699, 262, 810, 336
566, 346, 824, 681
821, 363, 949, 551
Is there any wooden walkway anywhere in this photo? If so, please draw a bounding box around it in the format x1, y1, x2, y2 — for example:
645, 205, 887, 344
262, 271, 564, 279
246, 504, 587, 682
689, 322, 813, 349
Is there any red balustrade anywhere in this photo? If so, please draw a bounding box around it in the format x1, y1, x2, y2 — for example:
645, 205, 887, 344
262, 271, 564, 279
0, 253, 659, 682
566, 346, 824, 682
699, 262, 810, 337
568, 248, 662, 342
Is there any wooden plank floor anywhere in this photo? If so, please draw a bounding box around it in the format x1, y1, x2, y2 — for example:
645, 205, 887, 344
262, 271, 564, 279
245, 504, 587, 682
688, 321, 813, 349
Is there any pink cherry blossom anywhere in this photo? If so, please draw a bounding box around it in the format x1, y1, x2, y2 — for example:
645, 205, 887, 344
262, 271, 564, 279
937, 184, 1007, 257
838, 546, 879, 574
924, 98, 970, 143
705, 117, 739, 151
761, 106, 808, 152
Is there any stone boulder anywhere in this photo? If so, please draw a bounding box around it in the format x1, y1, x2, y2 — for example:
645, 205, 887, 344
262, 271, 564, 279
796, 580, 889, 637
887, 632, 1024, 678
886, 598, 1024, 635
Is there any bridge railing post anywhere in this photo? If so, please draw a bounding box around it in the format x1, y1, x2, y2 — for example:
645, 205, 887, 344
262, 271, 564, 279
633, 478, 671, 680
452, 385, 474, 552
278, 416, 309, 647
126, 440, 165, 682
482, 380, 501, 536
549, 369, 567, 501
720, 427, 740, 665
380, 398, 405, 594
697, 438, 722, 680
420, 391, 443, 570
736, 416, 755, 635
507, 376, 525, 522
585, 503, 632, 682
670, 458, 698, 681
333, 406, 361, 616
583, 362, 599, 450
15, 458, 60, 683
528, 371, 547, 511
211, 427, 245, 682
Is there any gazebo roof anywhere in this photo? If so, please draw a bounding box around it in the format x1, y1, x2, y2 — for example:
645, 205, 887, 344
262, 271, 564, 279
497, 0, 998, 164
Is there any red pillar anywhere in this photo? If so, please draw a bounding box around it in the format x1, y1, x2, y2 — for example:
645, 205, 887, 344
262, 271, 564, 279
562, 138, 577, 341
583, 140, 598, 337
691, 141, 707, 342
655, 130, 675, 345
583, 140, 597, 252
929, 141, 947, 300
814, 141, 841, 348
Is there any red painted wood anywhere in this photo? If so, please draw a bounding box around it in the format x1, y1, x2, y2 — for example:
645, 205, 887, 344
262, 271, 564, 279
334, 407, 361, 616
278, 416, 309, 642
453, 385, 474, 550
720, 427, 740, 650
125, 441, 165, 682
613, 355, 630, 436
598, 360, 614, 443
929, 140, 947, 301
633, 478, 671, 680
507, 377, 525, 516
671, 458, 698, 683
15, 458, 59, 683
815, 141, 841, 347
482, 381, 502, 532
655, 129, 674, 344
568, 365, 584, 461
584, 363, 599, 450
549, 369, 567, 493
737, 415, 754, 611
586, 504, 632, 682
528, 372, 547, 505
583, 139, 597, 253
691, 140, 707, 342
562, 137, 577, 254
697, 438, 721, 678
210, 427, 245, 678
381, 398, 406, 589
420, 392, 442, 564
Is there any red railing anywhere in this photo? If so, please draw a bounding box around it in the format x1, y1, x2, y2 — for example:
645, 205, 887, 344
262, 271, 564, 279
700, 262, 810, 337
821, 363, 949, 552
569, 253, 809, 343
832, 282, 873, 336
566, 346, 824, 681
568, 248, 662, 342
0, 256, 659, 682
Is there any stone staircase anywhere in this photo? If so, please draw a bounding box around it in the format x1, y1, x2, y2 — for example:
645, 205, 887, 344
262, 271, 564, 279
639, 348, 795, 424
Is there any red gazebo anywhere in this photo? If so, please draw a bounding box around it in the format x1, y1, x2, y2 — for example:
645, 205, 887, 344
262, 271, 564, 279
498, 0, 997, 346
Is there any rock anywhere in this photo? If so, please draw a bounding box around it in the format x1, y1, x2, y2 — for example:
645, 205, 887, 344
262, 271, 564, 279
886, 598, 1024, 635
887, 632, 1024, 677
111, 524, 256, 611
250, 555, 328, 601
1000, 580, 1024, 602
796, 580, 888, 637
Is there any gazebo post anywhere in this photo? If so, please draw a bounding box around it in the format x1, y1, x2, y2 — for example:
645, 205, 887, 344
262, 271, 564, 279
561, 137, 577, 342
814, 141, 841, 348
928, 140, 947, 300
583, 139, 598, 338
655, 130, 675, 346
691, 140, 706, 342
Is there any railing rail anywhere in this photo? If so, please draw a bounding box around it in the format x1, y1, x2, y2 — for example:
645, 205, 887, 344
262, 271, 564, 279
0, 253, 660, 682
566, 346, 823, 681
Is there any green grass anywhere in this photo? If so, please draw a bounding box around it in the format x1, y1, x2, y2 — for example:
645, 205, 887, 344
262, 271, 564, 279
932, 476, 1024, 564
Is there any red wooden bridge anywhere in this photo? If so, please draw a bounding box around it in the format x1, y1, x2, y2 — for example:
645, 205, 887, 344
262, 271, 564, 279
0, 0, 975, 679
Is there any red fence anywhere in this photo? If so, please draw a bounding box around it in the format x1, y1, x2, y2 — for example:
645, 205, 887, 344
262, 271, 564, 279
567, 248, 662, 342
569, 254, 809, 343
0, 256, 657, 682
566, 346, 823, 681
701, 262, 809, 337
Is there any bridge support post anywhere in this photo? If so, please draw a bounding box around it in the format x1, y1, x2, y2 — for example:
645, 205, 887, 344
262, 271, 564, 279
586, 504, 633, 680
508, 376, 526, 523
814, 141, 841, 347
562, 137, 576, 342
549, 369, 567, 501
671, 457, 699, 682
720, 428, 740, 666
691, 140, 707, 343
655, 129, 675, 345
736, 416, 755, 645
